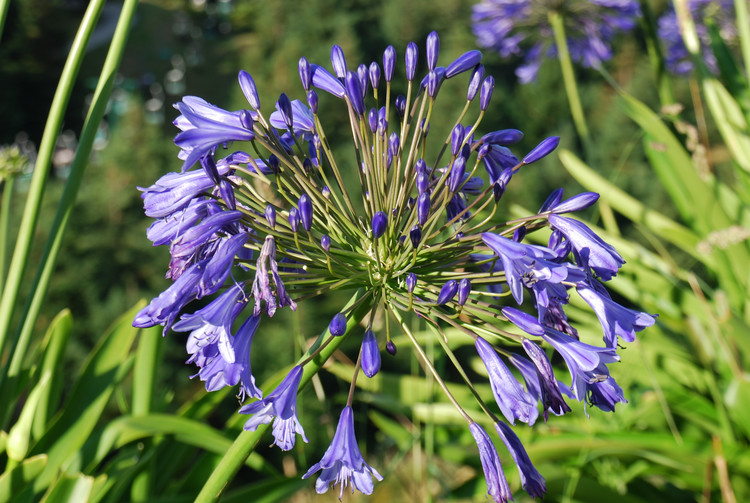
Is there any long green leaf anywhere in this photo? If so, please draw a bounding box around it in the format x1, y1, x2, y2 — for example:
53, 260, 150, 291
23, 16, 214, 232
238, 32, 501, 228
40, 474, 95, 503
32, 309, 73, 440
0, 454, 47, 503
31, 302, 144, 491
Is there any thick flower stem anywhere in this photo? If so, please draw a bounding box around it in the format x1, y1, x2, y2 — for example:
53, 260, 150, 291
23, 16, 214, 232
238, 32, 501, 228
548, 11, 592, 159
195, 289, 372, 503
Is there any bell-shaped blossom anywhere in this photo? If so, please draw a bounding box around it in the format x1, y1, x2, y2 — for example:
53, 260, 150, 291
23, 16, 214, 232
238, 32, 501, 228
475, 337, 539, 425
521, 339, 571, 419
139, 166, 228, 219
494, 421, 546, 498
173, 282, 248, 365
469, 422, 513, 503
548, 214, 624, 280
133, 260, 203, 332
577, 284, 656, 347
240, 365, 308, 451
541, 327, 619, 401
361, 330, 381, 378
303, 406, 383, 496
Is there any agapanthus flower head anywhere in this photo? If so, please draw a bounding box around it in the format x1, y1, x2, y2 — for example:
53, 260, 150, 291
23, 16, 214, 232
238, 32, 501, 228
135, 31, 652, 498
472, 0, 641, 82
658, 0, 738, 75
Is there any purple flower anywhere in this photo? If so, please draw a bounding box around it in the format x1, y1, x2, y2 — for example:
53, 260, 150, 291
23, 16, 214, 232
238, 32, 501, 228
173, 97, 255, 171
174, 282, 248, 367
361, 329, 381, 378
658, 0, 738, 75
481, 233, 577, 305
251, 235, 297, 317
133, 261, 203, 332
541, 327, 619, 401
495, 421, 546, 498
472, 0, 641, 83
476, 336, 539, 425
521, 338, 571, 419
234, 314, 263, 400
577, 284, 656, 347
469, 422, 513, 503
303, 406, 383, 496
139, 166, 229, 219
240, 365, 308, 451
548, 214, 624, 280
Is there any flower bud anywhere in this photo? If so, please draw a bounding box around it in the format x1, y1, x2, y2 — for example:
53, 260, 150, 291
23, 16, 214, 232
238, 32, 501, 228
480, 76, 495, 111
267, 154, 280, 173
369, 62, 381, 90
219, 179, 236, 210
298, 194, 313, 231
482, 129, 524, 146
345, 71, 365, 116
389, 132, 400, 158
551, 192, 600, 214
513, 226, 527, 242
386, 340, 397, 355
395, 94, 406, 117
467, 64, 484, 101
265, 205, 276, 228
299, 57, 311, 90
288, 207, 300, 233
417, 192, 430, 225
368, 108, 378, 133
372, 211, 387, 238
451, 124, 465, 157
416, 171, 429, 194
502, 307, 545, 336
357, 64, 368, 98
239, 109, 254, 130
361, 329, 381, 378
540, 188, 564, 212
321, 234, 331, 252
307, 90, 319, 114
329, 313, 348, 336
409, 225, 422, 248
445, 50, 482, 78
331, 45, 347, 78
405, 41, 418, 81
383, 45, 396, 82
238, 70, 260, 110
523, 136, 560, 164
276, 93, 294, 129
200, 155, 220, 185
426, 68, 445, 98
448, 156, 466, 193
406, 272, 417, 293
437, 280, 458, 305
457, 278, 471, 306
426, 31, 439, 70
322, 185, 331, 198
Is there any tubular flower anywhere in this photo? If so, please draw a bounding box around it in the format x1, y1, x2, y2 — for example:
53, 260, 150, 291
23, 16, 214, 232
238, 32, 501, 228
472, 0, 641, 82
134, 31, 652, 497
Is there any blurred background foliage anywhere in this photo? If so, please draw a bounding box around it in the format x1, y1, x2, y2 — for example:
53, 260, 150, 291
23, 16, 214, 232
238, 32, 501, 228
1, 0, 748, 501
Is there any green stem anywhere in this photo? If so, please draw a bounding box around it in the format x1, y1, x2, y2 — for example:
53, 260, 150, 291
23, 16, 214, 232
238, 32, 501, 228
0, 0, 106, 361
194, 289, 372, 503
0, 177, 14, 288
3, 0, 138, 385
548, 10, 592, 157
735, 0, 750, 80
0, 0, 9, 42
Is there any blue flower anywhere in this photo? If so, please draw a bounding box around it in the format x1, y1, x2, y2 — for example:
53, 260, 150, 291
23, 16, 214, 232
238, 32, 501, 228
469, 422, 513, 503
472, 0, 640, 83
240, 365, 308, 451
658, 0, 738, 75
476, 336, 539, 425
135, 31, 652, 497
577, 284, 656, 347
495, 421, 546, 498
303, 406, 383, 497
548, 214, 624, 280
